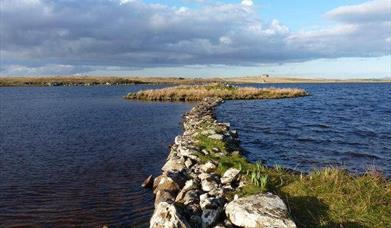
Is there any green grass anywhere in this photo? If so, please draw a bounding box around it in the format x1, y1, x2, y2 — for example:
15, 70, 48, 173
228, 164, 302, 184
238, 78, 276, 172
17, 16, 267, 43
193, 132, 391, 227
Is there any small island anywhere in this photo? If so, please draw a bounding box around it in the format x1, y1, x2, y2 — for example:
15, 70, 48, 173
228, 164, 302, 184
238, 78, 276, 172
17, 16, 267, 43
129, 84, 390, 228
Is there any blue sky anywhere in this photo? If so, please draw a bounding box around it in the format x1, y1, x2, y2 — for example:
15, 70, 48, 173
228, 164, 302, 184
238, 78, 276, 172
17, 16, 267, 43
1, 0, 390, 78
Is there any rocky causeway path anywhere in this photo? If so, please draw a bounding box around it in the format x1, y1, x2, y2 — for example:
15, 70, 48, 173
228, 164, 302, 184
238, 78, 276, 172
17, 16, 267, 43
145, 97, 296, 228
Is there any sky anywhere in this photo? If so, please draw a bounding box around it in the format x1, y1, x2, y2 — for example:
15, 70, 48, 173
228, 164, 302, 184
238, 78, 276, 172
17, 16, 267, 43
0, 0, 390, 78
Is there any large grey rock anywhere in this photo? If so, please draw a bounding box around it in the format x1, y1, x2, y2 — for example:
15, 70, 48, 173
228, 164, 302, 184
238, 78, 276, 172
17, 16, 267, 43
225, 193, 296, 228
150, 202, 191, 228
221, 168, 240, 185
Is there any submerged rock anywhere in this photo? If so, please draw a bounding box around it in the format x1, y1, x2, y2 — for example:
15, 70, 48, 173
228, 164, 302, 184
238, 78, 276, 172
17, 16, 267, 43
142, 175, 154, 188
225, 193, 296, 228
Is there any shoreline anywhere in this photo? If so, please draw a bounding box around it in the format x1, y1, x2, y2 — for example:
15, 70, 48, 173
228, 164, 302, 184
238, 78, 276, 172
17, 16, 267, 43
1, 76, 390, 87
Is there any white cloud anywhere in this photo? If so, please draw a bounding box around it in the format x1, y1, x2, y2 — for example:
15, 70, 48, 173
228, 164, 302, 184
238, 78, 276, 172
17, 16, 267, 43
241, 0, 254, 7
0, 0, 389, 75
326, 0, 391, 22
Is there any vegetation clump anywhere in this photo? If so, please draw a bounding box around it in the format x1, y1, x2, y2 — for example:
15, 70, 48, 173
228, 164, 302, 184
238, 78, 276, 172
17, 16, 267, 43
193, 120, 391, 228
126, 83, 308, 101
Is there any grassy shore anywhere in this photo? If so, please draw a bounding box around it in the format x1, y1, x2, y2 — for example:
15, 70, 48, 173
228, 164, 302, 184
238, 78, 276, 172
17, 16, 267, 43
0, 76, 222, 87
1, 76, 390, 87
125, 83, 308, 101
195, 133, 390, 227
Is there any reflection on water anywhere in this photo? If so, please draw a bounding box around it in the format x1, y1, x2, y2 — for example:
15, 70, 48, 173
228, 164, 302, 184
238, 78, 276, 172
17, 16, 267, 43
0, 85, 191, 227
217, 83, 391, 177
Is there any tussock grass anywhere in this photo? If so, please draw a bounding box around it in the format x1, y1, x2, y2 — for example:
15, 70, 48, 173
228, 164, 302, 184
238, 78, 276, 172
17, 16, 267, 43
126, 83, 308, 101
194, 128, 391, 227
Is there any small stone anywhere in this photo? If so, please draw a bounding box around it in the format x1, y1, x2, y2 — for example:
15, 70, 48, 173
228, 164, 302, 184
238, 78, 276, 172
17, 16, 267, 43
221, 168, 241, 185
201, 178, 219, 192
229, 130, 238, 138
175, 179, 199, 203
141, 175, 154, 188
174, 135, 182, 145
185, 159, 193, 168
200, 161, 217, 173
212, 147, 220, 152
208, 134, 224, 140
201, 208, 223, 228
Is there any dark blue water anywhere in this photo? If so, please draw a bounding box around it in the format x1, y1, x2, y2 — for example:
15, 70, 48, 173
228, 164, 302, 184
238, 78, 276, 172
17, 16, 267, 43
0, 85, 191, 227
217, 83, 391, 177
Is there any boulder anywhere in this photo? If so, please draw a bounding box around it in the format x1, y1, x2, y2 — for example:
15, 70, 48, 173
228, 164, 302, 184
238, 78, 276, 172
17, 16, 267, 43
155, 189, 176, 206
153, 175, 180, 194
221, 168, 240, 185
162, 158, 185, 172
150, 202, 191, 228
225, 193, 296, 228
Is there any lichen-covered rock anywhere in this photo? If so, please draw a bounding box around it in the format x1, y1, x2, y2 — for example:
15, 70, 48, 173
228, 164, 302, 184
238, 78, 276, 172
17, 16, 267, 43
150, 202, 191, 228
221, 168, 240, 185
225, 193, 296, 228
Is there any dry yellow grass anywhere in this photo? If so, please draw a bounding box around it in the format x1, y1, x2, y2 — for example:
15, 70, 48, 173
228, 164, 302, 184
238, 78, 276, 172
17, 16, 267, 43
125, 83, 308, 101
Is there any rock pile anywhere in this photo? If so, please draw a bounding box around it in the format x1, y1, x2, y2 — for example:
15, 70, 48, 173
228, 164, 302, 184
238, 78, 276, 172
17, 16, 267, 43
148, 97, 296, 228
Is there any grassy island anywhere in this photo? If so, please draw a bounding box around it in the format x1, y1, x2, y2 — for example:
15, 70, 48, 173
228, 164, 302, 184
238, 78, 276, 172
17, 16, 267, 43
125, 83, 308, 101
130, 84, 390, 227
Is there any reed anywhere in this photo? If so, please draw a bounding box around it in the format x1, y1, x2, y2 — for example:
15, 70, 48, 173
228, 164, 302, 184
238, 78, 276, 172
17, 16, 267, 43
126, 83, 308, 101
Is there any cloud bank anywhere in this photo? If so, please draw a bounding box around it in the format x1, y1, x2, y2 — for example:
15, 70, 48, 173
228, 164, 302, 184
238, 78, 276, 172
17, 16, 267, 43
0, 0, 390, 75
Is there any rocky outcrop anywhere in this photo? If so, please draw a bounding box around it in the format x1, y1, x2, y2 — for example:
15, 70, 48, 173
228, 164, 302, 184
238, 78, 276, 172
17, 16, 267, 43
149, 97, 295, 228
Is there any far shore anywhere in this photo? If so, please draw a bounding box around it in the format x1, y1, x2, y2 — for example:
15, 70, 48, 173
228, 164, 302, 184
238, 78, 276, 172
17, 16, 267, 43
0, 76, 390, 87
